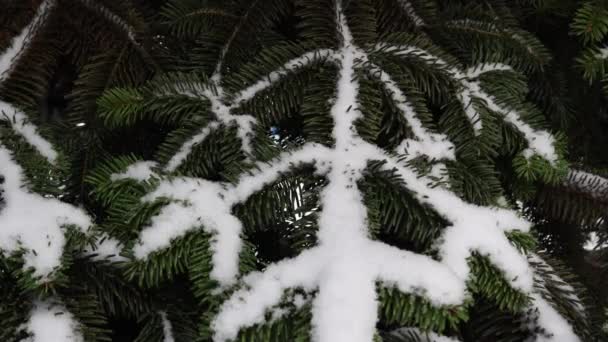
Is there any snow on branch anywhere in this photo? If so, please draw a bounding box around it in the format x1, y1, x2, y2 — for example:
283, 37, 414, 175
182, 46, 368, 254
363, 60, 454, 161
161, 2, 337, 171
118, 1, 573, 341
597, 46, 608, 60
165, 50, 336, 171
463, 80, 556, 163
223, 143, 331, 204
465, 63, 512, 79
0, 0, 127, 277
0, 102, 58, 163
111, 160, 158, 181
396, 0, 426, 27
135, 143, 329, 285
563, 169, 608, 200
159, 311, 175, 342
530, 254, 586, 316
0, 0, 55, 84
21, 300, 83, 342
164, 81, 257, 164
82, 233, 127, 263
165, 122, 219, 172
77, 0, 138, 46
229, 49, 338, 104
382, 156, 533, 291
373, 44, 557, 163
0, 0, 59, 163
530, 294, 581, 342
0, 146, 91, 278
528, 253, 585, 342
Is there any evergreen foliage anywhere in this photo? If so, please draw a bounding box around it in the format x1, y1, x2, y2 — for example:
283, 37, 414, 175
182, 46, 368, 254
0, 0, 607, 341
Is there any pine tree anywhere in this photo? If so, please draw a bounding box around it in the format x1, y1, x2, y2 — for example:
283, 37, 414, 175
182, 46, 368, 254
0, 0, 606, 341
506, 1, 608, 325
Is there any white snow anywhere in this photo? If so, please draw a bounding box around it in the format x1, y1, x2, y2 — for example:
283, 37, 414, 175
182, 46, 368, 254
465, 63, 512, 79
168, 47, 336, 167
528, 254, 585, 341
0, 102, 58, 163
22, 300, 83, 342
0, 0, 54, 83
396, 0, 425, 27
82, 234, 127, 262
213, 4, 533, 342
134, 179, 241, 284
159, 311, 175, 342
530, 254, 586, 314
165, 122, 219, 172
363, 61, 454, 161
223, 144, 330, 203
383, 158, 534, 292
531, 294, 580, 342
565, 169, 608, 200
293, 293, 307, 308
111, 160, 158, 181
584, 231, 608, 251
123, 2, 572, 341
597, 46, 608, 60
137, 144, 329, 285
0, 0, 58, 164
170, 77, 257, 159
464, 80, 556, 162
373, 44, 557, 161
0, 146, 91, 278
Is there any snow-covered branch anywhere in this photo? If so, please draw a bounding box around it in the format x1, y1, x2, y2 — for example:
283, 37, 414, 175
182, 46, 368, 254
363, 60, 454, 161
165, 122, 220, 172
111, 160, 158, 181
21, 300, 83, 342
389, 327, 462, 342
117, 2, 573, 341
396, 0, 426, 27
465, 63, 512, 79
0, 0, 126, 277
563, 169, 608, 201
223, 143, 331, 204
0, 146, 91, 278
0, 103, 58, 163
136, 143, 328, 284
159, 311, 175, 342
211, 3, 539, 341
530, 293, 581, 342
0, 0, 55, 84
0, 0, 58, 163
462, 79, 556, 162
372, 44, 557, 162
597, 46, 608, 60
166, 49, 335, 170
529, 253, 587, 338
382, 155, 533, 290
213, 249, 320, 341
229, 49, 337, 104
77, 0, 138, 45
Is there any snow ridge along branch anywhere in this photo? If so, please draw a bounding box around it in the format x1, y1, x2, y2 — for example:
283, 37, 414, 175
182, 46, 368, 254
0, 0, 96, 281
121, 1, 574, 341
0, 0, 58, 163
0, 0, 123, 277
372, 44, 557, 163
165, 49, 335, 171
